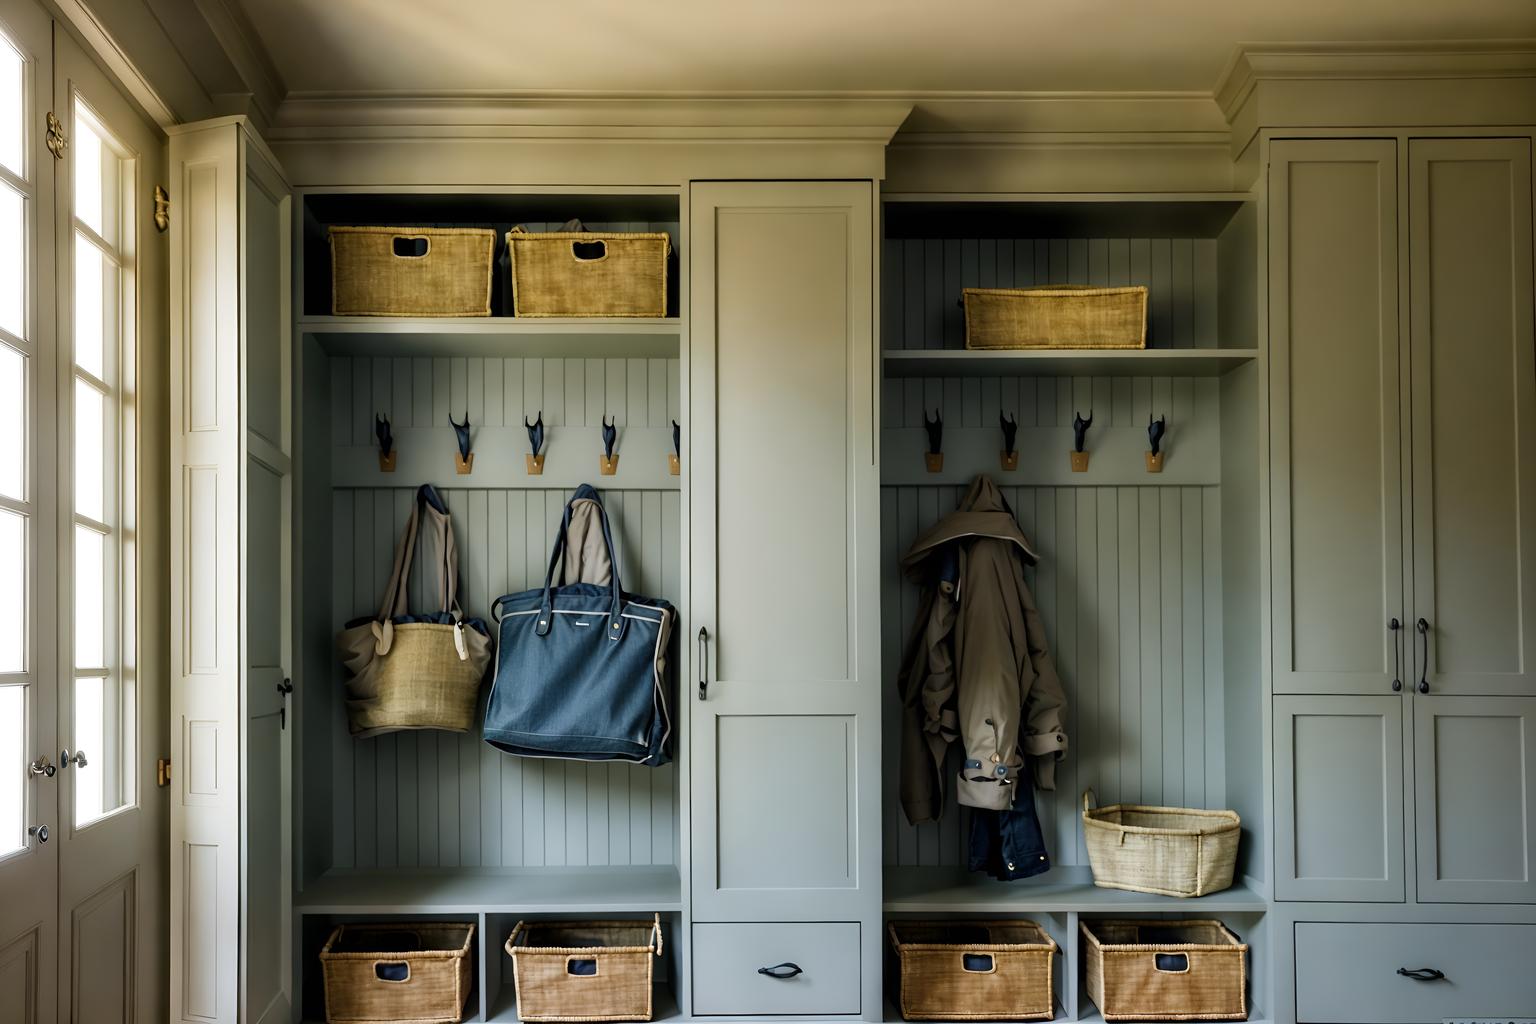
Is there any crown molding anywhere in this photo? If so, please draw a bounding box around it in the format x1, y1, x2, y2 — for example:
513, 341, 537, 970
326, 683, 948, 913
1215, 40, 1536, 121
190, 0, 287, 128
52, 0, 181, 127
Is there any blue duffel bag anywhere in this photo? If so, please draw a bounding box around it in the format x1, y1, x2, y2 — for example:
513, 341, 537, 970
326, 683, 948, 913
483, 485, 675, 765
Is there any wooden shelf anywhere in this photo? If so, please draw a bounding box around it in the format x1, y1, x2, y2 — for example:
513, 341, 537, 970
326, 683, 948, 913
884, 867, 1270, 914
300, 316, 681, 358
295, 866, 682, 915
882, 348, 1258, 378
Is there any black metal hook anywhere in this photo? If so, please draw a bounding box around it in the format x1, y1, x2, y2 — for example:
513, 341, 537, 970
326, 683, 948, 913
1148, 413, 1167, 456
1072, 409, 1094, 453
375, 414, 393, 458
524, 412, 544, 457
672, 419, 681, 460
924, 409, 943, 456
449, 410, 473, 462
999, 411, 1018, 456
602, 415, 618, 459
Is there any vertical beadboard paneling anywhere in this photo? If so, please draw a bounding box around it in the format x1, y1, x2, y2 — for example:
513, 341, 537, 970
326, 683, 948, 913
328, 355, 682, 870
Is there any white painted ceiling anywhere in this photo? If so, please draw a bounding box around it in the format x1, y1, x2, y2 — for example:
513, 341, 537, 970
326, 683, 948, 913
235, 0, 1534, 96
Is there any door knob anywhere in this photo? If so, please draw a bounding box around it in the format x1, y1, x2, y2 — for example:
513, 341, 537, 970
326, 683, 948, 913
28, 756, 55, 778
61, 749, 87, 769
27, 824, 48, 844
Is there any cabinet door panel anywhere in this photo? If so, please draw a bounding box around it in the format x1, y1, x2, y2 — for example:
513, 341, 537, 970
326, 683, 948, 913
1414, 696, 1536, 903
1269, 141, 1407, 696
1408, 138, 1536, 696
1275, 695, 1404, 902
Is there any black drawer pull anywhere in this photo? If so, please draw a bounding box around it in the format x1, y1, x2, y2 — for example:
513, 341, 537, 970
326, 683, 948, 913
1397, 967, 1447, 982
758, 962, 803, 980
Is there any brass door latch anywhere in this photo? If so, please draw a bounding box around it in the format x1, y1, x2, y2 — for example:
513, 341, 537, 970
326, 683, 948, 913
156, 757, 172, 787
153, 185, 170, 231
45, 111, 66, 159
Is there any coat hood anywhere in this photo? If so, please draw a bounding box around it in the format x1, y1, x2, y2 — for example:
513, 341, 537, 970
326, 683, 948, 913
560, 483, 614, 586
901, 475, 1040, 577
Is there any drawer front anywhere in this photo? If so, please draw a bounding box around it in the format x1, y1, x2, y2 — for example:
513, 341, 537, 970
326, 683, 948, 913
1295, 922, 1536, 1022
692, 922, 860, 1015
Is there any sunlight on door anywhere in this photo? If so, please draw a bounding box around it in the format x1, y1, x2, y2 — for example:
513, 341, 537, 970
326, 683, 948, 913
70, 100, 130, 828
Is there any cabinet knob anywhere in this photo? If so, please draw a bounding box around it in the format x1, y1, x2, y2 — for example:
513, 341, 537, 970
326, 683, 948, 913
27, 824, 48, 844
28, 756, 55, 778
61, 749, 87, 769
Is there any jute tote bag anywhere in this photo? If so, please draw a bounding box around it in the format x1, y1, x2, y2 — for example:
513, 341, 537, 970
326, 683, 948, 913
337, 484, 493, 738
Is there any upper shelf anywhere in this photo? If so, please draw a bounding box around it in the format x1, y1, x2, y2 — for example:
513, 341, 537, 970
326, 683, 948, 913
299, 316, 682, 358
884, 866, 1269, 913
883, 347, 1258, 378
295, 865, 683, 915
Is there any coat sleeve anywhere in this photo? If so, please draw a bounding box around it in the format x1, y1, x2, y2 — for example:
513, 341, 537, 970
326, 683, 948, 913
1018, 581, 1068, 790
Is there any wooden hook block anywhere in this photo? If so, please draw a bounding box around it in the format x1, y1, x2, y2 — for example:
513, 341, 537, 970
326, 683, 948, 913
1145, 452, 1165, 473
378, 451, 397, 473
1069, 450, 1090, 473
526, 453, 545, 475
668, 453, 681, 476
455, 452, 474, 475
600, 453, 620, 476
1000, 450, 1019, 471
924, 453, 944, 473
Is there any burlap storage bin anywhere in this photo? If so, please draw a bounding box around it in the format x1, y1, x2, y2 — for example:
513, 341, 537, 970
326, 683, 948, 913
330, 226, 495, 316
1081, 920, 1247, 1022
1082, 790, 1240, 898
888, 921, 1057, 1021
320, 923, 475, 1024
507, 229, 670, 317
506, 916, 662, 1022
963, 286, 1148, 350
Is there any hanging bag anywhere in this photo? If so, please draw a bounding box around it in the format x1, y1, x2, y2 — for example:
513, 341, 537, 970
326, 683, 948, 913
483, 486, 675, 765
336, 484, 493, 737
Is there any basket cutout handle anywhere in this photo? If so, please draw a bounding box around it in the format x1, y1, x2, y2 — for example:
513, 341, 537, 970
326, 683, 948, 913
1153, 952, 1190, 974
374, 961, 411, 983
567, 957, 599, 977
571, 239, 609, 263
960, 953, 996, 974
392, 236, 430, 259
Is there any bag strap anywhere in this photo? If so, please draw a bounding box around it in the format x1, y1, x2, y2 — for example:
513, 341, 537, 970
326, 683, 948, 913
372, 486, 466, 656
534, 485, 624, 642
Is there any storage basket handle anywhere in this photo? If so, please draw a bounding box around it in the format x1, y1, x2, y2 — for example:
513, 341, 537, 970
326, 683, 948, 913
651, 913, 664, 957
571, 239, 609, 263
507, 920, 528, 951
391, 235, 430, 259
1082, 788, 1096, 812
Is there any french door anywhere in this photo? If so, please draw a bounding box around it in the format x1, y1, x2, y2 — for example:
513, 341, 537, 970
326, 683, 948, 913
0, 4, 167, 1021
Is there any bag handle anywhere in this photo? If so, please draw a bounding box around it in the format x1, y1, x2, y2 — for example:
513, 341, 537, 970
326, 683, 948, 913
535, 485, 624, 642
1082, 788, 1097, 813
372, 485, 467, 656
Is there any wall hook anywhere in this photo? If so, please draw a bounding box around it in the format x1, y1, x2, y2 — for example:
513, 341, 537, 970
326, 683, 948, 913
525, 412, 545, 475
1070, 409, 1093, 473
669, 419, 681, 476
924, 409, 944, 473
450, 410, 474, 474
1146, 413, 1167, 473
375, 414, 396, 472
600, 415, 620, 476
999, 412, 1019, 471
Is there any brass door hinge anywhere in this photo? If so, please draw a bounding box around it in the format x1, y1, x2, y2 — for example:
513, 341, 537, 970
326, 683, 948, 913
45, 111, 65, 160
156, 757, 172, 787
153, 185, 169, 232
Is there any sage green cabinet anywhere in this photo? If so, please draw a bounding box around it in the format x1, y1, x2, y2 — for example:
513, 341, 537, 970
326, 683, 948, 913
686, 180, 881, 1017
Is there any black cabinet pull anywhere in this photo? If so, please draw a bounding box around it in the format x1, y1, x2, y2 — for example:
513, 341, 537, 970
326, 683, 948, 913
698, 627, 709, 701
1415, 618, 1431, 693
1397, 966, 1446, 982
1389, 617, 1402, 692
757, 962, 803, 980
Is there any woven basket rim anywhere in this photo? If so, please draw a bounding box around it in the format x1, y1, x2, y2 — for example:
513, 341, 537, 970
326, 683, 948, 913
1079, 919, 1247, 952
320, 922, 475, 960
888, 920, 1058, 954
1083, 803, 1241, 837
963, 285, 1148, 298
506, 917, 662, 957
329, 225, 498, 238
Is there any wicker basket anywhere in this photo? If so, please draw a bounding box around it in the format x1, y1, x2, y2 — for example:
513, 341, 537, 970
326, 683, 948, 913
507, 228, 670, 318
506, 916, 662, 1022
889, 921, 1057, 1021
319, 923, 474, 1024
330, 226, 495, 317
963, 286, 1147, 350
1081, 920, 1247, 1022
1082, 790, 1240, 898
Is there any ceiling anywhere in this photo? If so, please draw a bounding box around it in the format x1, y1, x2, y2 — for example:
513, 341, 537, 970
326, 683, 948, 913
232, 0, 1535, 97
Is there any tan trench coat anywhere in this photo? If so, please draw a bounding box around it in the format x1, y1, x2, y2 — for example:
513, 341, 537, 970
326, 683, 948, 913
896, 475, 1069, 825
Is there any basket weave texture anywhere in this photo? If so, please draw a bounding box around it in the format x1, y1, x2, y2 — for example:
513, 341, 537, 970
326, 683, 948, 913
1081, 920, 1248, 1022
507, 230, 670, 317
330, 226, 495, 317
506, 916, 662, 1022
888, 921, 1057, 1021
963, 286, 1148, 350
319, 923, 474, 1024
1082, 789, 1240, 898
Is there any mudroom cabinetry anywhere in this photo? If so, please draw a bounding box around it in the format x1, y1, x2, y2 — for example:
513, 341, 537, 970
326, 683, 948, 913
1270, 135, 1536, 906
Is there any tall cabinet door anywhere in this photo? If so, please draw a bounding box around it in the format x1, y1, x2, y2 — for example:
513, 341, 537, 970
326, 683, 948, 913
168, 117, 293, 1024
1270, 140, 1408, 696
1406, 138, 1536, 698
687, 180, 880, 1009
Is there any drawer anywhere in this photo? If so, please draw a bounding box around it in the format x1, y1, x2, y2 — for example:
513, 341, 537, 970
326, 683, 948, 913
1295, 922, 1536, 1022
692, 922, 860, 1016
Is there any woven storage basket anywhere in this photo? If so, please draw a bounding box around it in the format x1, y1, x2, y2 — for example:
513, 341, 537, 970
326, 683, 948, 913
1082, 789, 1240, 898
888, 920, 1057, 1021
320, 922, 474, 1024
1081, 920, 1247, 1022
330, 226, 495, 317
963, 286, 1147, 350
506, 916, 662, 1022
507, 228, 670, 317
